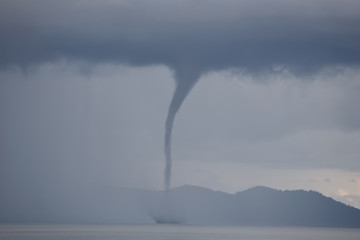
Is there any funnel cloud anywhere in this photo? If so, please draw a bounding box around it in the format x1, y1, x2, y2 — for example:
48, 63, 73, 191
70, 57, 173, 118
165, 69, 200, 190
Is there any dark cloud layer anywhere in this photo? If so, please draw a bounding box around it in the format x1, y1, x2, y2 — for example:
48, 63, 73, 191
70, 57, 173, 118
1, 0, 360, 75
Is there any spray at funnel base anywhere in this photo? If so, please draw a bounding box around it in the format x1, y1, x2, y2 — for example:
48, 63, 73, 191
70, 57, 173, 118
149, 190, 186, 224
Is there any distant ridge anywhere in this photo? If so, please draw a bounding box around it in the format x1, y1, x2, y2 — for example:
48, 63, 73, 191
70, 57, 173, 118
1, 184, 360, 227
234, 186, 360, 227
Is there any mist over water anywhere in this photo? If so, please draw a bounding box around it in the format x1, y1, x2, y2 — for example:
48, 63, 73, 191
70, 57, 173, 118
1, 0, 360, 226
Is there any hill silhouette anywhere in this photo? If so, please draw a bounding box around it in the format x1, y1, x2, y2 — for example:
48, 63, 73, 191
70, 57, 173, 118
1, 185, 360, 227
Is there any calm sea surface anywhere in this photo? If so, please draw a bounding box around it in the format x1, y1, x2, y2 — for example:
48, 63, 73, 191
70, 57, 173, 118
0, 224, 359, 240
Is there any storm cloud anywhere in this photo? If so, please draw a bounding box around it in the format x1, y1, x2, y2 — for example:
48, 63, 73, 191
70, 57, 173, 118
1, 0, 360, 74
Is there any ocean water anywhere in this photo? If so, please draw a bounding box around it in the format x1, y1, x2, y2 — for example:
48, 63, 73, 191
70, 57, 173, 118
0, 224, 359, 240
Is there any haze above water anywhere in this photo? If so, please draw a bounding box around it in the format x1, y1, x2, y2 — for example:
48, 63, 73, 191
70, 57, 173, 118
2, 2, 360, 236
2, 0, 360, 211
1, 224, 360, 240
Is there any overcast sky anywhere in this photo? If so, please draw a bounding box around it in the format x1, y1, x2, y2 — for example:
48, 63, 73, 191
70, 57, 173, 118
1, 0, 360, 208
